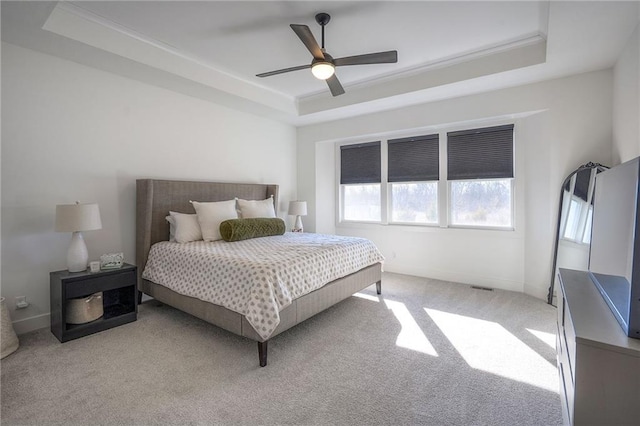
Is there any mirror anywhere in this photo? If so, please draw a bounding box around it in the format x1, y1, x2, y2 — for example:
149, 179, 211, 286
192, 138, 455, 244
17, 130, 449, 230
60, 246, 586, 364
547, 162, 608, 305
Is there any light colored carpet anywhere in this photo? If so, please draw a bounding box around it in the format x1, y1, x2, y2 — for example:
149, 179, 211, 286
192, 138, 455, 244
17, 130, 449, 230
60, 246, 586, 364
1, 272, 562, 425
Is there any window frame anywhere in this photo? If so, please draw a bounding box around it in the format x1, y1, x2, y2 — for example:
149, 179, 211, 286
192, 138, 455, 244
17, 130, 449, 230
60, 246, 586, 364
447, 177, 515, 230
389, 180, 440, 226
339, 182, 383, 223
337, 120, 517, 231
387, 133, 440, 226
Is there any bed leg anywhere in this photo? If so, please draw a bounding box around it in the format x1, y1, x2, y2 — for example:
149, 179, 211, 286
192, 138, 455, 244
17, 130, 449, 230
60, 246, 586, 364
137, 290, 143, 305
376, 280, 382, 295
258, 341, 268, 367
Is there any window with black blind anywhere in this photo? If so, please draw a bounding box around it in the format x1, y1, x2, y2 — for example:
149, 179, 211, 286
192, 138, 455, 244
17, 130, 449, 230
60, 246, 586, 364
338, 122, 515, 228
447, 124, 514, 228
561, 168, 594, 243
447, 124, 514, 180
563, 170, 593, 202
340, 142, 382, 222
387, 134, 440, 224
573, 168, 592, 202
388, 134, 439, 182
340, 142, 381, 184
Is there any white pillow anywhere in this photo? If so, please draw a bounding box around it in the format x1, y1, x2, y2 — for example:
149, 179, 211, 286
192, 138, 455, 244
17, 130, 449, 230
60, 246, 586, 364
237, 196, 276, 219
166, 212, 202, 243
191, 200, 238, 242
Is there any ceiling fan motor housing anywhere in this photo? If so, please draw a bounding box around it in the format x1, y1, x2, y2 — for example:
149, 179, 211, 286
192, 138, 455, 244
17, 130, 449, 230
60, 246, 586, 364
313, 52, 334, 65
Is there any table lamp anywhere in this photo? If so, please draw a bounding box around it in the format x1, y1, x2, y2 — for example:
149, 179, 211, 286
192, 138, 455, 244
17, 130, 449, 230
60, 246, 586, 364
55, 202, 102, 272
288, 201, 307, 233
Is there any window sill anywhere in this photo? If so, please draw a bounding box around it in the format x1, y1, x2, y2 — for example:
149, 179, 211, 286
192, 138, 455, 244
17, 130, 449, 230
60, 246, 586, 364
336, 220, 520, 236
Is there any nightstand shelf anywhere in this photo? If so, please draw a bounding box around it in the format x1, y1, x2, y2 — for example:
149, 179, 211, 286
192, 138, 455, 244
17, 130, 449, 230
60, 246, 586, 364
50, 263, 137, 342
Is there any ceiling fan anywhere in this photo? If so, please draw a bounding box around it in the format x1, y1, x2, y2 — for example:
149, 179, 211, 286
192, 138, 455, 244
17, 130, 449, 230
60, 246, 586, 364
256, 12, 398, 97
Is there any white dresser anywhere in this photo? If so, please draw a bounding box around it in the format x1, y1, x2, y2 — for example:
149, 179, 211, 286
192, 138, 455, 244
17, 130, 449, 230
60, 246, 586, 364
557, 269, 640, 425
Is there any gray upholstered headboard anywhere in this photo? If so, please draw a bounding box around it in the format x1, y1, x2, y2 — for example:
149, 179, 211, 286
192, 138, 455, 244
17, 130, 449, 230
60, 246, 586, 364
136, 179, 279, 287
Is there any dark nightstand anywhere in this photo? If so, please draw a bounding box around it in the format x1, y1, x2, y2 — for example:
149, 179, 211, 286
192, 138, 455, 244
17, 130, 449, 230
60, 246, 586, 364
50, 263, 137, 342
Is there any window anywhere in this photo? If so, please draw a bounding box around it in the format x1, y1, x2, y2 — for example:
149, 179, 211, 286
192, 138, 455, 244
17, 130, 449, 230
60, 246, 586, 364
582, 206, 593, 244
338, 123, 515, 230
560, 168, 594, 244
447, 125, 514, 228
449, 179, 512, 227
340, 142, 381, 222
562, 198, 593, 243
388, 134, 439, 224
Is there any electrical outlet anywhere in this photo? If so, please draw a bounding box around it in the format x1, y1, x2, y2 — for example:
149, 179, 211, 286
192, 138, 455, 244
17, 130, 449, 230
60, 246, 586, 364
15, 296, 29, 309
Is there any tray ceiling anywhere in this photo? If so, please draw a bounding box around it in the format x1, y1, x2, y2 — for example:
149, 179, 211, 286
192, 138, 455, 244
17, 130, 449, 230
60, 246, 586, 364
2, 1, 638, 125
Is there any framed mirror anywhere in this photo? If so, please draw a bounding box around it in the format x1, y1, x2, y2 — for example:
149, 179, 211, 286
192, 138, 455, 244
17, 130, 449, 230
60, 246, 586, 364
547, 162, 608, 305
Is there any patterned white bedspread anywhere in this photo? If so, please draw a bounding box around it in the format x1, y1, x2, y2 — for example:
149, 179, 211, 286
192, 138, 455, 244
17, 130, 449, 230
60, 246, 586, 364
142, 232, 384, 339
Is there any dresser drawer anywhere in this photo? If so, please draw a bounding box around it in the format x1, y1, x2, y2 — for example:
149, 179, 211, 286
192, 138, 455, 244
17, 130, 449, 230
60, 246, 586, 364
558, 360, 574, 425
65, 270, 136, 298
563, 299, 577, 385
557, 277, 565, 326
556, 321, 563, 358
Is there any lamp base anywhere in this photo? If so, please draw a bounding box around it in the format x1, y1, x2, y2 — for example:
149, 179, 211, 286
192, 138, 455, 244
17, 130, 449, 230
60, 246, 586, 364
292, 215, 304, 233
67, 231, 89, 272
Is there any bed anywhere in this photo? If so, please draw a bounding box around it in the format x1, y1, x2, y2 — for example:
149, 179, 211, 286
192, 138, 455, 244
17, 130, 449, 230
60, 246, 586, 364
136, 179, 383, 366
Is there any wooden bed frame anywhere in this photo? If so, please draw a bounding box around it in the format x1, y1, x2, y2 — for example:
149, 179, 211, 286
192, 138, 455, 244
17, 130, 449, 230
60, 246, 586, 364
136, 179, 382, 366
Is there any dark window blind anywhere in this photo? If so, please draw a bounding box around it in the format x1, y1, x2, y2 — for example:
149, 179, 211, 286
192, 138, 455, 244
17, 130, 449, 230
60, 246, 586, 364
388, 134, 439, 182
447, 124, 514, 180
340, 142, 381, 184
573, 168, 592, 202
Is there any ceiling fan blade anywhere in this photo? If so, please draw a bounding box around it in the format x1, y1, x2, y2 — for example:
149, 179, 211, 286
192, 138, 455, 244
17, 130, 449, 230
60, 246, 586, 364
256, 64, 310, 78
334, 50, 398, 66
290, 24, 324, 60
326, 74, 345, 97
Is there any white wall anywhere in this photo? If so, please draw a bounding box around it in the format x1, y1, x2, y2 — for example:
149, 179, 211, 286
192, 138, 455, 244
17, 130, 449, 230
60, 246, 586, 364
1, 42, 297, 333
613, 23, 640, 164
297, 70, 613, 300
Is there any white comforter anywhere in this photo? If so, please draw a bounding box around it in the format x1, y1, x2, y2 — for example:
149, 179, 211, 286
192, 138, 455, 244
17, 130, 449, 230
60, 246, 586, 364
142, 232, 384, 339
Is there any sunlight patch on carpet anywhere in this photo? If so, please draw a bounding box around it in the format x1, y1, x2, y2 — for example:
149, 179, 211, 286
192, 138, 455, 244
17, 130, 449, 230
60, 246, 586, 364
526, 328, 556, 349
384, 299, 438, 356
425, 308, 558, 392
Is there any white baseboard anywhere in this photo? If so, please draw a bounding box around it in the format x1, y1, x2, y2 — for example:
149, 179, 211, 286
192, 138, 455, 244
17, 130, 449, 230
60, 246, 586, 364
383, 263, 525, 294
12, 313, 50, 335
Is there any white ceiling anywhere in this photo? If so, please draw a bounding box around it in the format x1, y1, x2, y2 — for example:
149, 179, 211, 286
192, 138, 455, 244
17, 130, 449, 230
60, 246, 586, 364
2, 1, 639, 125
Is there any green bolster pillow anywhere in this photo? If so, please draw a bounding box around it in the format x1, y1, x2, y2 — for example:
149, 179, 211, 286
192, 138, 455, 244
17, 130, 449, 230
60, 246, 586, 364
219, 218, 286, 242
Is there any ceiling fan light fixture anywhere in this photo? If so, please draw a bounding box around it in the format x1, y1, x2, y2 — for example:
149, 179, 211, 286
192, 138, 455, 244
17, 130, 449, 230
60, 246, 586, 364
256, 12, 397, 96
311, 61, 335, 80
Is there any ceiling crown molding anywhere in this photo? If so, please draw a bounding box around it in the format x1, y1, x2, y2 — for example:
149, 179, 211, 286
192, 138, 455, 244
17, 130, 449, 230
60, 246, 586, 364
43, 2, 297, 116
298, 35, 547, 116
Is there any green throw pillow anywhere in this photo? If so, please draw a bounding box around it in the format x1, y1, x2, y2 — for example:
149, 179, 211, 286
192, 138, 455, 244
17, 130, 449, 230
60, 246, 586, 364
219, 218, 286, 242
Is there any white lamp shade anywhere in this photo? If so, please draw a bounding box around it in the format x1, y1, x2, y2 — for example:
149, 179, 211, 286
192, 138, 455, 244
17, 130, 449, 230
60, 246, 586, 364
55, 203, 102, 232
288, 201, 308, 216
311, 62, 335, 80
